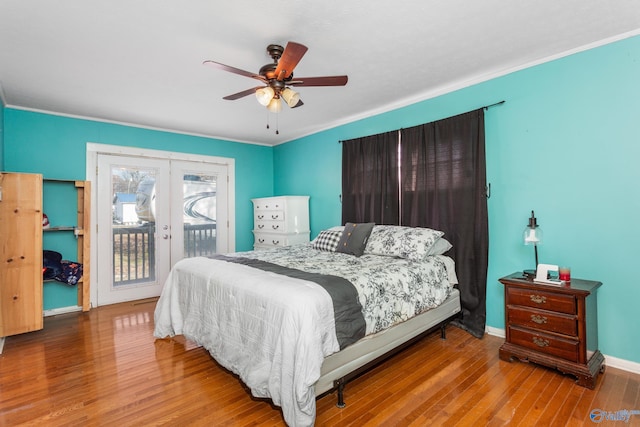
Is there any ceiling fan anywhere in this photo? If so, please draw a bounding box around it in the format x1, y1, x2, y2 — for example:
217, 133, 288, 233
203, 42, 348, 113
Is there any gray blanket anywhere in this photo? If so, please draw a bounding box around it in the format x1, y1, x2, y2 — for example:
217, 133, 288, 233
209, 254, 366, 349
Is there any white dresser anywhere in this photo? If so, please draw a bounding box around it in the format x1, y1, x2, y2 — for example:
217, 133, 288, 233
251, 196, 310, 250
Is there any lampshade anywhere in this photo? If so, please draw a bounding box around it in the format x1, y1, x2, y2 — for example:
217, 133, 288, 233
523, 210, 543, 245
255, 87, 275, 106
266, 97, 282, 113
281, 87, 300, 108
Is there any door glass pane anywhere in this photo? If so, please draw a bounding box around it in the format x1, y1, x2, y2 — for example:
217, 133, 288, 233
111, 166, 157, 287
182, 173, 217, 258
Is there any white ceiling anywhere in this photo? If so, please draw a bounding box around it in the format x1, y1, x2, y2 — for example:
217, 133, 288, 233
1, 1, 639, 146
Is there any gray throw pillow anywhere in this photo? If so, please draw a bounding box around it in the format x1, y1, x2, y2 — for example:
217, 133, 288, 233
336, 222, 375, 257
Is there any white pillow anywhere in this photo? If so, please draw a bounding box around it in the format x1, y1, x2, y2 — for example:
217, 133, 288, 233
364, 225, 445, 261
426, 237, 452, 257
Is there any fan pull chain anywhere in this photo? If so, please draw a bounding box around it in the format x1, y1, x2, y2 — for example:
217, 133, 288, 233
265, 111, 279, 135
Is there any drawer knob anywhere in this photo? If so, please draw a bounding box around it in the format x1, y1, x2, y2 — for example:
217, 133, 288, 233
530, 295, 547, 304
272, 214, 280, 220
272, 225, 279, 230
272, 240, 280, 245
532, 337, 550, 347
258, 238, 264, 243
258, 224, 264, 229
258, 215, 264, 219
531, 314, 548, 324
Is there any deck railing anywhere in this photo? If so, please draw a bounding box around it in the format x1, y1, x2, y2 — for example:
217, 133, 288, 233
113, 222, 216, 286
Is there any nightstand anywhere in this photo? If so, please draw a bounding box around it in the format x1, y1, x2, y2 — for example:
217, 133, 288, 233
498, 272, 605, 389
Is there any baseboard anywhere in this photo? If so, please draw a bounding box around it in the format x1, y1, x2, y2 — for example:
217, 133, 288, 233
485, 325, 505, 339
43, 306, 83, 317
485, 327, 640, 375
600, 355, 640, 375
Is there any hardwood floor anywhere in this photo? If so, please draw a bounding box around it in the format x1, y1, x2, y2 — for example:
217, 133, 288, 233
1, 299, 638, 426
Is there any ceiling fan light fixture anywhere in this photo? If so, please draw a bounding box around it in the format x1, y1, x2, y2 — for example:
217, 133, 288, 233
266, 97, 282, 113
281, 87, 300, 108
255, 86, 275, 106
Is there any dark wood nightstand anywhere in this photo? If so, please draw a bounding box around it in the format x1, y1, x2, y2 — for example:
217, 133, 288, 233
498, 272, 605, 388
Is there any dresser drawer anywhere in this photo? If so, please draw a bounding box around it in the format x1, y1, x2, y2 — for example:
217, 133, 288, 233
507, 306, 577, 337
255, 210, 285, 222
254, 233, 287, 248
254, 220, 286, 232
508, 326, 579, 363
253, 197, 285, 211
506, 287, 576, 314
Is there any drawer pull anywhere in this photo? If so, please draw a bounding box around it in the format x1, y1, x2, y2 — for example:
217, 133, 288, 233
532, 337, 550, 347
258, 238, 264, 243
530, 295, 547, 304
258, 214, 264, 219
531, 314, 547, 324
272, 214, 280, 220
258, 224, 264, 229
272, 240, 280, 245
272, 225, 279, 230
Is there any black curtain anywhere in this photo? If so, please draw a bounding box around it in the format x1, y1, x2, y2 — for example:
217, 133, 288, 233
400, 109, 488, 338
341, 130, 399, 225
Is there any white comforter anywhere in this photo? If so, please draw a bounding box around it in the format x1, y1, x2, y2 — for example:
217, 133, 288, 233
154, 246, 454, 426
154, 257, 340, 427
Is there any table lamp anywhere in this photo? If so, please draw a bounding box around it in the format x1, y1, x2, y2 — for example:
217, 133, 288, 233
523, 210, 542, 278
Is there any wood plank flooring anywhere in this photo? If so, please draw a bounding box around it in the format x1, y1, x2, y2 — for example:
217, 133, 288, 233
1, 299, 638, 426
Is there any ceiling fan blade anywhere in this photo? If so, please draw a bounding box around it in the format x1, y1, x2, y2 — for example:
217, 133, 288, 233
274, 42, 308, 80
288, 75, 348, 87
223, 87, 263, 100
203, 60, 266, 82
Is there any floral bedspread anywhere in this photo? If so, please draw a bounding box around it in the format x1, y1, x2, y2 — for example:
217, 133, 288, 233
229, 244, 454, 335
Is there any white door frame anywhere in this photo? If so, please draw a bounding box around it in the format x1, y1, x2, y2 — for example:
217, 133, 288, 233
86, 143, 235, 309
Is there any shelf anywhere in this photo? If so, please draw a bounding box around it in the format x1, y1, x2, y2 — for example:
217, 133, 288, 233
44, 277, 84, 284
43, 226, 85, 236
42, 179, 91, 312
44, 226, 75, 231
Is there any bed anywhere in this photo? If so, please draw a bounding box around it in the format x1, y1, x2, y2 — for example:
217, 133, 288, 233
154, 224, 461, 426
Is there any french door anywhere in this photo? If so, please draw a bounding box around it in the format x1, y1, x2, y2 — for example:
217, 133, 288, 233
96, 155, 228, 305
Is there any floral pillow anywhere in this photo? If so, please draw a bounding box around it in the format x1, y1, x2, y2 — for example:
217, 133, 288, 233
364, 225, 445, 261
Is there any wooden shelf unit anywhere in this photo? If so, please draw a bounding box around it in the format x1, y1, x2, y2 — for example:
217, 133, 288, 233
43, 179, 91, 312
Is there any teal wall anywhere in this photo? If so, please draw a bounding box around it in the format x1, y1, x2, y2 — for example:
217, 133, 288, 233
275, 35, 640, 364
0, 99, 4, 168
3, 109, 274, 309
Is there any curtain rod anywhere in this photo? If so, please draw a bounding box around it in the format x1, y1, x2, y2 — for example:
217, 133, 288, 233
339, 100, 506, 143
483, 100, 505, 110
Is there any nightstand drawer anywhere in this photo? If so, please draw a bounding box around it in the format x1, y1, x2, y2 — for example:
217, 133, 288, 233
507, 306, 577, 336
506, 287, 576, 314
508, 326, 579, 363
